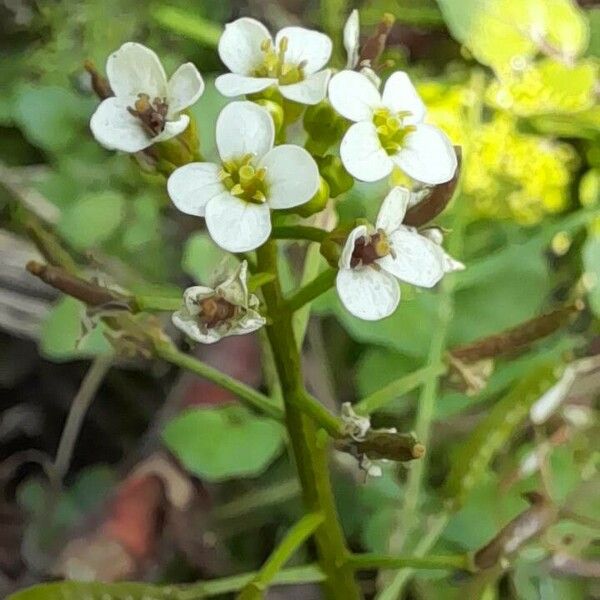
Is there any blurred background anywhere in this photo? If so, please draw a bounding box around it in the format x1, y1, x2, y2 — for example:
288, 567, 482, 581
1, 0, 599, 598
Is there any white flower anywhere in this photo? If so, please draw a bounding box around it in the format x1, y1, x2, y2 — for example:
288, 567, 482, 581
215, 17, 332, 105
328, 70, 457, 184
342, 10, 381, 88
343, 10, 360, 70
336, 187, 464, 320
90, 43, 204, 153
167, 101, 319, 252
172, 261, 265, 344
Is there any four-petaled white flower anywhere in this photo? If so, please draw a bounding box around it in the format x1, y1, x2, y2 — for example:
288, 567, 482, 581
343, 9, 381, 89
90, 42, 205, 153
328, 70, 457, 184
336, 187, 464, 321
167, 101, 319, 252
215, 17, 332, 105
172, 261, 265, 344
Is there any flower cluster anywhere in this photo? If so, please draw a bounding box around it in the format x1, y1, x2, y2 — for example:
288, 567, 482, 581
89, 11, 462, 340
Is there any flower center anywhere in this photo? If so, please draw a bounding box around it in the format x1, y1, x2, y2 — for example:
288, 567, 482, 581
197, 296, 237, 328
253, 37, 306, 85
372, 108, 416, 155
350, 230, 392, 268
219, 154, 269, 204
127, 93, 169, 137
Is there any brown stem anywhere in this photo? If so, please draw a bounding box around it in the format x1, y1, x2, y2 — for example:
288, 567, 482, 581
449, 302, 583, 363
26, 261, 132, 309
403, 147, 462, 227
473, 492, 557, 570
335, 431, 425, 463
84, 60, 113, 99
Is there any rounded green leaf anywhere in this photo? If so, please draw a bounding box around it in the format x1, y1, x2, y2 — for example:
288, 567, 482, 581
40, 297, 112, 361
162, 406, 285, 481
58, 191, 124, 250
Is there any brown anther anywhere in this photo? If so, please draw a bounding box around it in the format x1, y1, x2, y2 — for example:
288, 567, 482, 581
127, 93, 169, 137
350, 231, 390, 268
197, 297, 236, 328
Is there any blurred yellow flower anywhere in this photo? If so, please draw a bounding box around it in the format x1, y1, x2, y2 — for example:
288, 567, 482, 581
417, 81, 577, 225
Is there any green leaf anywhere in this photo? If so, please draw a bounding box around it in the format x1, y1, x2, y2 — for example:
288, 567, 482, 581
151, 5, 223, 48
589, 8, 600, 58
182, 232, 237, 284
583, 234, 600, 317
58, 191, 125, 250
40, 297, 112, 361
356, 348, 418, 399
438, 0, 589, 70
162, 406, 285, 481
315, 288, 438, 359
436, 0, 484, 44
443, 473, 528, 549
188, 80, 229, 160
13, 84, 90, 152
7, 565, 325, 600
7, 581, 182, 600
443, 363, 559, 507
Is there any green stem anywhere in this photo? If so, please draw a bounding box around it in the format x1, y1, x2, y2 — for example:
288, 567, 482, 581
376, 514, 450, 599
154, 342, 284, 421
135, 295, 182, 312
283, 268, 337, 314
355, 363, 448, 416
177, 564, 324, 599
271, 225, 328, 243
238, 513, 324, 599
256, 240, 361, 600
293, 240, 325, 345
378, 203, 468, 599
348, 552, 470, 572
53, 356, 113, 482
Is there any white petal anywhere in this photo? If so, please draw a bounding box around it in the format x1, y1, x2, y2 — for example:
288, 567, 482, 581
339, 225, 368, 270
205, 193, 272, 252
344, 10, 360, 68
233, 310, 266, 335
151, 114, 190, 143
442, 253, 465, 274
275, 27, 332, 74
90, 97, 152, 152
215, 73, 276, 97
279, 70, 331, 105
393, 124, 457, 185
182, 286, 214, 313
172, 311, 222, 344
167, 63, 205, 116
360, 66, 382, 89
340, 121, 393, 182
382, 71, 426, 125
336, 267, 400, 321
167, 163, 224, 217
378, 226, 446, 288
216, 101, 274, 162
376, 186, 411, 233
106, 42, 167, 100
218, 18, 272, 75
328, 70, 381, 122
260, 145, 320, 209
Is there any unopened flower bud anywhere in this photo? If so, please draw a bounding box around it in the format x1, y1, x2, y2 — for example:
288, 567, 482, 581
303, 100, 348, 155
315, 155, 354, 198
294, 177, 330, 217
254, 99, 285, 137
